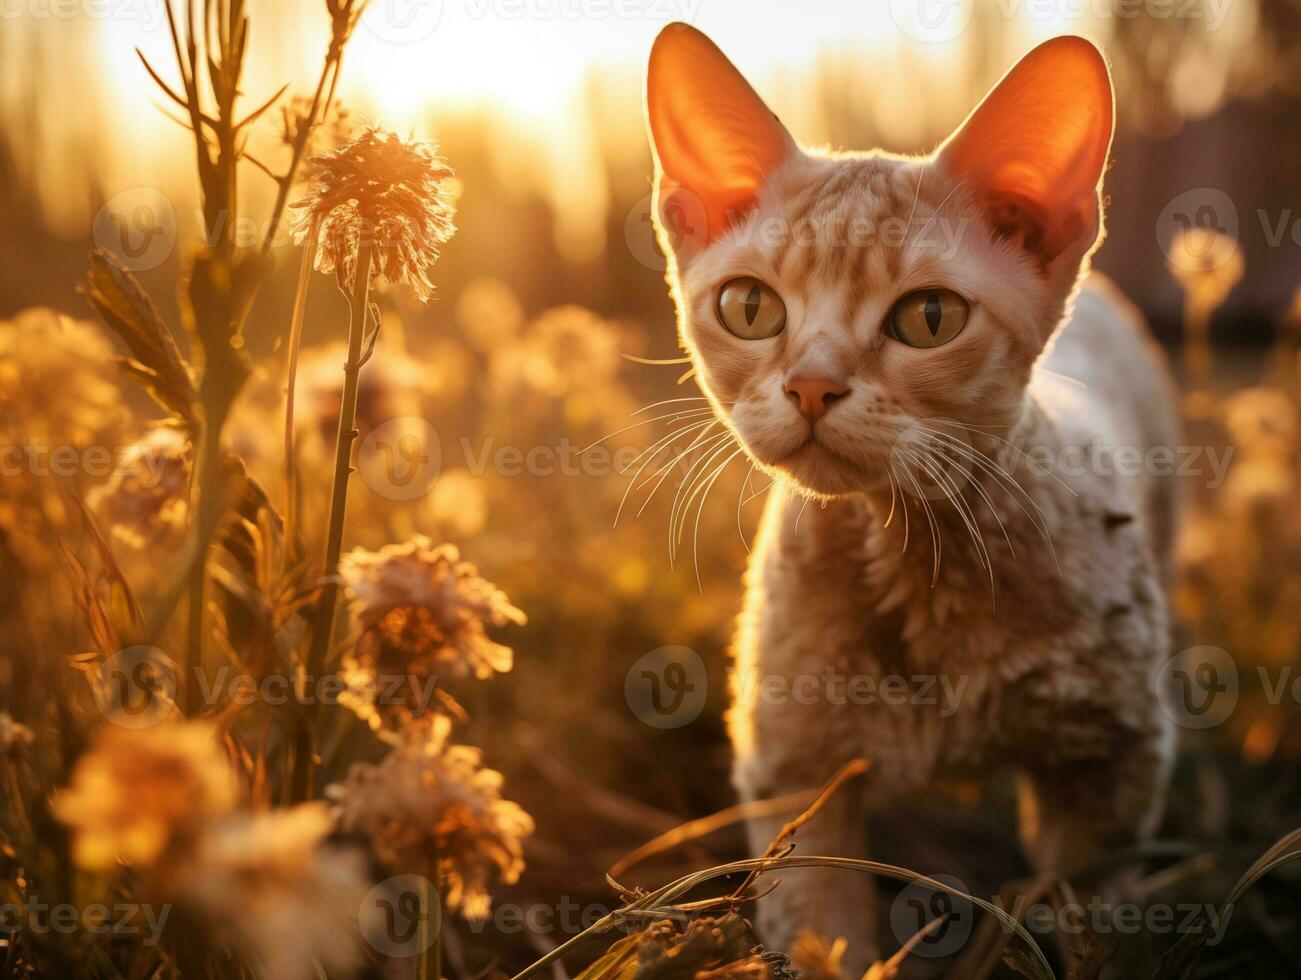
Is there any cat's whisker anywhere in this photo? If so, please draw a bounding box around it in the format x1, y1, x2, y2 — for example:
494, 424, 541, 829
906, 446, 988, 572
906, 445, 996, 602
895, 454, 942, 585
920, 417, 1078, 498
632, 395, 713, 416
736, 464, 756, 554
918, 426, 1062, 575
663, 432, 736, 560
672, 436, 738, 557
614, 418, 719, 527
919, 433, 1017, 561
583, 407, 714, 454
634, 424, 727, 522
903, 162, 926, 246
888, 463, 911, 553
909, 178, 967, 251
689, 446, 747, 589
883, 466, 899, 530
794, 494, 811, 532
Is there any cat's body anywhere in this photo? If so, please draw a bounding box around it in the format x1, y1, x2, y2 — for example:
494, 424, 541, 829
731, 275, 1178, 965
644, 25, 1179, 968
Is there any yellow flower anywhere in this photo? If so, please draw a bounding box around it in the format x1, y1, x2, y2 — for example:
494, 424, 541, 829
52, 723, 238, 871
329, 720, 533, 919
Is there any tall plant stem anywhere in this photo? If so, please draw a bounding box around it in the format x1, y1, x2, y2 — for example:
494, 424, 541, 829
283, 215, 322, 553
290, 243, 374, 802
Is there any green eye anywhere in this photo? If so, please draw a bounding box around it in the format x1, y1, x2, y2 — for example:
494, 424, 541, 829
717, 277, 787, 340
888, 289, 969, 348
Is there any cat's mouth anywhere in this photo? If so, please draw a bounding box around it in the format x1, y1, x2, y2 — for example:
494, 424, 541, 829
777, 434, 877, 496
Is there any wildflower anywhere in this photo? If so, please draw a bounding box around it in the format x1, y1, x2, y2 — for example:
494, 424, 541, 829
52, 722, 238, 872
87, 426, 192, 548
170, 803, 373, 980
0, 308, 126, 452
328, 719, 534, 919
292, 127, 456, 300
340, 536, 525, 684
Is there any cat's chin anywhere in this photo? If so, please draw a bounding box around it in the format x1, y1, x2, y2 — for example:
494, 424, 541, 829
774, 442, 881, 498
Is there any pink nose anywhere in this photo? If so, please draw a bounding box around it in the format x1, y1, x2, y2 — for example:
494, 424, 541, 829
785, 377, 849, 425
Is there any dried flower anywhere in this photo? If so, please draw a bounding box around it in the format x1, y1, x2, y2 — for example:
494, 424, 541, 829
627, 914, 797, 980
340, 536, 525, 685
171, 803, 373, 980
292, 127, 456, 300
87, 426, 192, 548
329, 720, 533, 918
53, 722, 239, 871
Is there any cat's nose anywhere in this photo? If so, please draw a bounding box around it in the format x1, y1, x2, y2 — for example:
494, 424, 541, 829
784, 377, 849, 425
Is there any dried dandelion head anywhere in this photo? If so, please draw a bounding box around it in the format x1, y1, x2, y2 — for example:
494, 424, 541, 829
87, 426, 192, 549
328, 720, 534, 919
53, 722, 238, 872
340, 536, 525, 685
293, 127, 456, 300
170, 803, 372, 980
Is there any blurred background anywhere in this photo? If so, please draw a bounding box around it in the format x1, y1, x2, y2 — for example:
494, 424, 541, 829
3, 0, 1301, 975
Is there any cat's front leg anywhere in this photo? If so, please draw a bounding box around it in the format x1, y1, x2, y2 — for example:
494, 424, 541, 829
1017, 724, 1173, 910
735, 751, 880, 976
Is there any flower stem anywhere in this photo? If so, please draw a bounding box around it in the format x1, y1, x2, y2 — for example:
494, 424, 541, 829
290, 243, 374, 802
283, 214, 322, 555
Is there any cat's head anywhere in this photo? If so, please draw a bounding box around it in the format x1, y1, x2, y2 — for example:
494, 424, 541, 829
645, 25, 1114, 497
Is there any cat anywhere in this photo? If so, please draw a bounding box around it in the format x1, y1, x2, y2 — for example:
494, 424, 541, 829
644, 23, 1180, 971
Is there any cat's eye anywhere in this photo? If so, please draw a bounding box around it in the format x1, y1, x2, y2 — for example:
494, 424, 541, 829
716, 277, 787, 340
888, 289, 970, 349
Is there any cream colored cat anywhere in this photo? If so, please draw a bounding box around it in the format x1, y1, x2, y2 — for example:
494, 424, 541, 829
644, 24, 1180, 970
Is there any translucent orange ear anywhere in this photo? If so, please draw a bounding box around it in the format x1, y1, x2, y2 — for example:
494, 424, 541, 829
938, 36, 1114, 263
646, 23, 796, 248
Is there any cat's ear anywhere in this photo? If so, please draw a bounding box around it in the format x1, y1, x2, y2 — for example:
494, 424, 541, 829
646, 23, 796, 254
937, 35, 1114, 265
